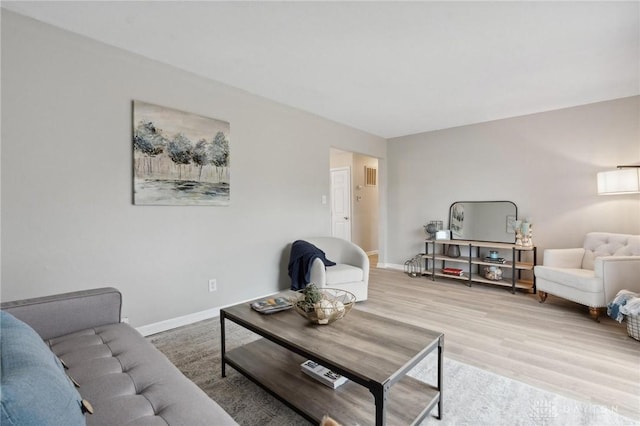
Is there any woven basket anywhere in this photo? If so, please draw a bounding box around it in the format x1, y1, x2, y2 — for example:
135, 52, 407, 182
627, 314, 640, 341
291, 288, 355, 325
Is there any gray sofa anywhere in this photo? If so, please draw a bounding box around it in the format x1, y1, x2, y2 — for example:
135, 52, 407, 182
1, 287, 237, 425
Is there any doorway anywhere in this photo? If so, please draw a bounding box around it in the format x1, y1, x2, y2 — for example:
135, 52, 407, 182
329, 148, 379, 254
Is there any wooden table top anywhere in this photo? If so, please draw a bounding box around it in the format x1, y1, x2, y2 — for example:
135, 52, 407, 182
222, 299, 443, 385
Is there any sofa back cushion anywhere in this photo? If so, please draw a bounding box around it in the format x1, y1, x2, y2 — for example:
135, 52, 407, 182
0, 287, 121, 341
582, 232, 640, 270
0, 311, 85, 426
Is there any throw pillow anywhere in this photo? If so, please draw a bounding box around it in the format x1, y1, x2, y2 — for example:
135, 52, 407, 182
1, 310, 85, 426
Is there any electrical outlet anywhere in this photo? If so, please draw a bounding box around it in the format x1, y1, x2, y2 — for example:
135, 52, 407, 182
208, 279, 217, 292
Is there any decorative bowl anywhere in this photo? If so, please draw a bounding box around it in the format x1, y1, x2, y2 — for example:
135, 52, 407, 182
291, 286, 356, 325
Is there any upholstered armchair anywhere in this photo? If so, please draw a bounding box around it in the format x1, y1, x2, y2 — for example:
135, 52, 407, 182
534, 232, 640, 321
304, 237, 370, 301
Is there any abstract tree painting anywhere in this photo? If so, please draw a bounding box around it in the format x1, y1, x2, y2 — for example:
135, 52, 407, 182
133, 101, 230, 206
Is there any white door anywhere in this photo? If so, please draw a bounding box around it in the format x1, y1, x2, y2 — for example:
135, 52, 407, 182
330, 167, 352, 241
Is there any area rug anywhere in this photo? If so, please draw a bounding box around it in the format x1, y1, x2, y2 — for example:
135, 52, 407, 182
148, 318, 636, 426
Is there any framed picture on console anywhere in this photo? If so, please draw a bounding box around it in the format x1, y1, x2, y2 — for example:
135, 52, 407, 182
450, 203, 464, 237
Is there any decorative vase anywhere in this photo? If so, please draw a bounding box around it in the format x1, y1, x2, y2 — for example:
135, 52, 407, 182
447, 244, 461, 258
483, 266, 503, 281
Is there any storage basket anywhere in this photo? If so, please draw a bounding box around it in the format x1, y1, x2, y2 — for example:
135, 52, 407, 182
627, 314, 640, 341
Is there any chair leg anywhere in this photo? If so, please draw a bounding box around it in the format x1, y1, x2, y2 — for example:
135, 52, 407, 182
538, 291, 548, 303
589, 307, 600, 322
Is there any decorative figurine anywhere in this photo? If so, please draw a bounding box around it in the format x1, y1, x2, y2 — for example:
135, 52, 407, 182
424, 223, 438, 240
424, 220, 443, 240
526, 223, 533, 247
512, 218, 534, 247
513, 220, 523, 246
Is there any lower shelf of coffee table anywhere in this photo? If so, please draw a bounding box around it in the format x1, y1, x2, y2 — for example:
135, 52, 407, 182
224, 338, 439, 425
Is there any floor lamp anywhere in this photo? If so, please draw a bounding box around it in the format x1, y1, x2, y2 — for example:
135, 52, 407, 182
597, 165, 640, 195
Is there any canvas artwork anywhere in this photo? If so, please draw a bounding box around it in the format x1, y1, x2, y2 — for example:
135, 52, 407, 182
506, 215, 516, 234
133, 101, 230, 206
450, 203, 464, 237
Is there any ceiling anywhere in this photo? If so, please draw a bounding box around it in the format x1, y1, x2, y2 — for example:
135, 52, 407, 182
3, 1, 639, 139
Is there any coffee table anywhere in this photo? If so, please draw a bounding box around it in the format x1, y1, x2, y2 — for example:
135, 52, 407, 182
221, 297, 443, 425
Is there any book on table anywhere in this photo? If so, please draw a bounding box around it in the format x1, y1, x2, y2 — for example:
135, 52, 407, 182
300, 360, 348, 389
250, 297, 293, 314
442, 267, 464, 276
483, 256, 506, 264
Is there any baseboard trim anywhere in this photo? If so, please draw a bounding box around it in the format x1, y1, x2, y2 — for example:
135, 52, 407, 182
377, 263, 405, 271
136, 307, 224, 337
136, 291, 281, 337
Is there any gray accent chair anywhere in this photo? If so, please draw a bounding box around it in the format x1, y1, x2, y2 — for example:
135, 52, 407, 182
1, 287, 237, 425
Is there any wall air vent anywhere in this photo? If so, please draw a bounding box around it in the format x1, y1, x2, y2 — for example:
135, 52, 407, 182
365, 166, 377, 187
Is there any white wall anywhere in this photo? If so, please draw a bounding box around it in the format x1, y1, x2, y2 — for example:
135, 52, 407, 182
3, 10, 637, 328
329, 148, 353, 169
386, 96, 640, 266
0, 11, 387, 327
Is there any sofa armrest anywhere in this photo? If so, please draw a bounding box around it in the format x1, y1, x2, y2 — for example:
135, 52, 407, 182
344, 244, 370, 284
594, 256, 640, 303
0, 287, 122, 341
542, 248, 585, 268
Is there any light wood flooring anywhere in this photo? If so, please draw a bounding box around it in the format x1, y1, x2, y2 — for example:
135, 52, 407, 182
359, 256, 640, 421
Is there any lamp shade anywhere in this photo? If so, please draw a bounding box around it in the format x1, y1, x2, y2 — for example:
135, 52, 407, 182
597, 169, 640, 195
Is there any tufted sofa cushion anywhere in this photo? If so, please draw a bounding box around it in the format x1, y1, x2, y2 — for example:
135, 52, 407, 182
48, 323, 236, 426
581, 232, 640, 270
1, 288, 237, 426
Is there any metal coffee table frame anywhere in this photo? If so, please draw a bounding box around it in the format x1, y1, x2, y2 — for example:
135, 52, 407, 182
221, 302, 443, 425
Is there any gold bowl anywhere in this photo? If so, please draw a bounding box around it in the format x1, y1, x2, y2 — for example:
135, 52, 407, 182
291, 286, 356, 325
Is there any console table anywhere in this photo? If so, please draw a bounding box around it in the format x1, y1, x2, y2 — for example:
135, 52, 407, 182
423, 239, 536, 293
